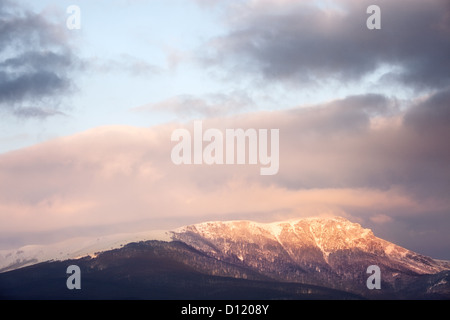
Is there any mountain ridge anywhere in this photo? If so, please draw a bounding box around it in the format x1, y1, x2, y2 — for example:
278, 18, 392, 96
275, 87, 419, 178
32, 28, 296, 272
1, 216, 449, 274
170, 216, 450, 297
171, 216, 447, 274
0, 216, 449, 299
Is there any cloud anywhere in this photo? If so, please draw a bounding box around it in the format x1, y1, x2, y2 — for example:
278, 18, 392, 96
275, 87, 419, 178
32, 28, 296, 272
0, 1, 81, 119
404, 87, 450, 132
132, 91, 255, 118
198, 0, 450, 90
370, 214, 393, 224
270, 89, 450, 202
89, 54, 161, 77
11, 106, 67, 119
1, 89, 449, 258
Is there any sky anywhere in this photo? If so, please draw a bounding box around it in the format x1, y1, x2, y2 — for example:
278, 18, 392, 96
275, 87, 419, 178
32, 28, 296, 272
0, 0, 449, 259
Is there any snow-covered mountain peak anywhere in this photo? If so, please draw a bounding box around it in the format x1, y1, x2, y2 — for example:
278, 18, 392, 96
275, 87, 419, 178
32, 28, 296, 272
0, 230, 171, 273
171, 216, 448, 275
172, 216, 374, 251
2, 216, 448, 299
2, 216, 448, 279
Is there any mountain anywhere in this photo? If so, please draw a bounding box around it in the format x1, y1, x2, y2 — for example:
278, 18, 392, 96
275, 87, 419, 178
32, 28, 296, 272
0, 230, 171, 273
0, 240, 364, 300
0, 216, 449, 299
171, 217, 450, 298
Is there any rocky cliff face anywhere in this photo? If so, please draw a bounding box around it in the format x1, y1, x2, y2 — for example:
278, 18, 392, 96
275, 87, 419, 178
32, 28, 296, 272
171, 217, 449, 297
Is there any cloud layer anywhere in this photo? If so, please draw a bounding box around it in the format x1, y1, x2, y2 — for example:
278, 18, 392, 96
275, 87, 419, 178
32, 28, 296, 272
1, 88, 449, 258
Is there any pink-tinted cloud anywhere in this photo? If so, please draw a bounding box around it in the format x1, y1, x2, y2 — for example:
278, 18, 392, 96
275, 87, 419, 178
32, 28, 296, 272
0, 89, 449, 258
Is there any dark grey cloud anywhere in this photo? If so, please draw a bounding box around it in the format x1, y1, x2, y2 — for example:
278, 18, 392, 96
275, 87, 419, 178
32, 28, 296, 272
289, 93, 396, 134
12, 106, 67, 119
404, 87, 450, 132
200, 0, 450, 90
258, 88, 450, 209
0, 1, 81, 119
